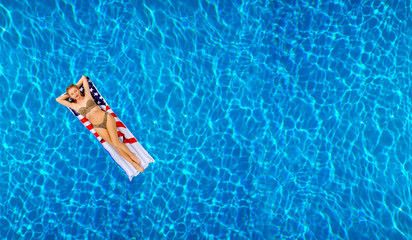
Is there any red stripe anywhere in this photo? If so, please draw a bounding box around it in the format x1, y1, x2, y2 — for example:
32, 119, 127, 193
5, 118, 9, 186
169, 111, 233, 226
117, 131, 137, 144
124, 137, 137, 144
80, 118, 88, 124
116, 121, 126, 128
106, 106, 118, 118
91, 129, 137, 144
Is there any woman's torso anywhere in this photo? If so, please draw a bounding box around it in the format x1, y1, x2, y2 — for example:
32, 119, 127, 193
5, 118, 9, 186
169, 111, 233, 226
75, 98, 106, 124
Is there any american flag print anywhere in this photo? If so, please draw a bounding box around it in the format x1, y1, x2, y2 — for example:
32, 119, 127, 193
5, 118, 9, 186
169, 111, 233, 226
65, 77, 154, 181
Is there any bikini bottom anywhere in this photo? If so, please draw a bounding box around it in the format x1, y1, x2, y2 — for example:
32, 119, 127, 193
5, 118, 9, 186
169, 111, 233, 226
94, 112, 108, 129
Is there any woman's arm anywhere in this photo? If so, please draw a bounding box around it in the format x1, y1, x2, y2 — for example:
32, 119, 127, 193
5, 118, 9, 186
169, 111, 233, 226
77, 75, 92, 98
56, 93, 74, 108
76, 75, 87, 88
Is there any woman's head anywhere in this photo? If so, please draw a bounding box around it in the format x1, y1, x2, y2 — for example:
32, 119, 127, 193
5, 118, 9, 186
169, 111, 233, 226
66, 84, 82, 101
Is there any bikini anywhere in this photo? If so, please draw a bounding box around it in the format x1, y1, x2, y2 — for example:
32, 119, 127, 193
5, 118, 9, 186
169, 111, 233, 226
77, 99, 108, 129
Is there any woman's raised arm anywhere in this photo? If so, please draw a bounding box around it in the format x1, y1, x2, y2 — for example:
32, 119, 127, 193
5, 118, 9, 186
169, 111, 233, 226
77, 75, 92, 98
75, 75, 87, 88
56, 93, 73, 108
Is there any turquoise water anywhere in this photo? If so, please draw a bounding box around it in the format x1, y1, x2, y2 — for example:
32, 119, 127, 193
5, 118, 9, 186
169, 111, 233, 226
0, 0, 410, 239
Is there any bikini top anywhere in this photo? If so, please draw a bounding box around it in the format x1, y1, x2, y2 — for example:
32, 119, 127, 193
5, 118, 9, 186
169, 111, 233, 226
77, 99, 98, 116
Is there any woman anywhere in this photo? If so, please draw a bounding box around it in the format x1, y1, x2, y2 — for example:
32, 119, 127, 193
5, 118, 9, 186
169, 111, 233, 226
56, 76, 144, 172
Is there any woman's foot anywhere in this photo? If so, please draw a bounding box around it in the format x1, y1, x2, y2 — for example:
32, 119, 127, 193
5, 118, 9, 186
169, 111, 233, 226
134, 164, 145, 172
131, 154, 141, 165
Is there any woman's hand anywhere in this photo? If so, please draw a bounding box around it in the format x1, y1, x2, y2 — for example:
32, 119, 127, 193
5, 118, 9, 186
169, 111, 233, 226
76, 75, 87, 88
56, 93, 69, 101
56, 93, 72, 107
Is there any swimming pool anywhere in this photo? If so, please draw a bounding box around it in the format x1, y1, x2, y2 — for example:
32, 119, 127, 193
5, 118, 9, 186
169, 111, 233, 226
0, 0, 410, 239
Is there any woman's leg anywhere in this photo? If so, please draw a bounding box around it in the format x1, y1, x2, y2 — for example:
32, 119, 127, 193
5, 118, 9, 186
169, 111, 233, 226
105, 114, 143, 167
95, 123, 144, 172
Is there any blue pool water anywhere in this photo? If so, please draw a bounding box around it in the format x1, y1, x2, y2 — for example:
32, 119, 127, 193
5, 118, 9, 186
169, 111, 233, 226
0, 0, 411, 239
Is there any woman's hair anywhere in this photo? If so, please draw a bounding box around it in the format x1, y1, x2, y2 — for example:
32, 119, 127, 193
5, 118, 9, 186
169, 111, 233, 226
66, 84, 83, 102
